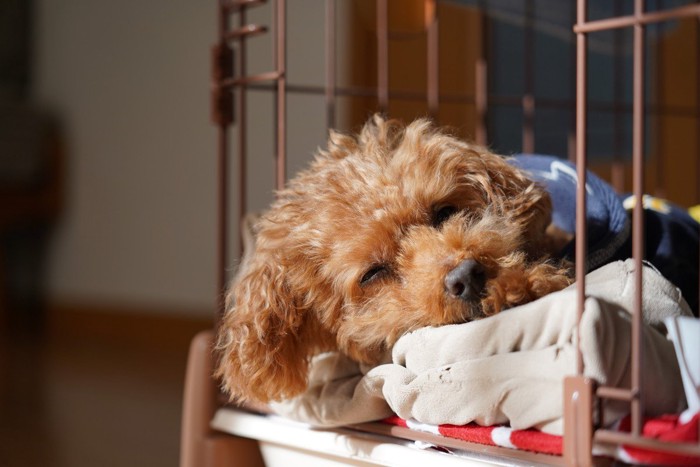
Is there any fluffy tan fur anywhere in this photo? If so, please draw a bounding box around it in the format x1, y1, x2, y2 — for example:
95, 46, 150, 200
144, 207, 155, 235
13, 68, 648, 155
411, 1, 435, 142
216, 115, 573, 404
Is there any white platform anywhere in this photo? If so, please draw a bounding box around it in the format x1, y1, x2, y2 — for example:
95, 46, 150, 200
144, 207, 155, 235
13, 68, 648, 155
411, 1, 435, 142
211, 408, 557, 467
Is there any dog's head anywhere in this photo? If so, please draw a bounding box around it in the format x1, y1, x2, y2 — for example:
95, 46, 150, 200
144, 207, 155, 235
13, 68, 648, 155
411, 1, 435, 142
216, 115, 568, 403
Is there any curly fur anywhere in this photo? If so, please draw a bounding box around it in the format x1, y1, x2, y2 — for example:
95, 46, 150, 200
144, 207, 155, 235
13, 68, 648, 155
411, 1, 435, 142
216, 115, 573, 404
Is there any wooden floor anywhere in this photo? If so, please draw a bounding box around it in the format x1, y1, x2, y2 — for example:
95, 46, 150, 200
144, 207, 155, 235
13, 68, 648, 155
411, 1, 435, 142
0, 306, 213, 467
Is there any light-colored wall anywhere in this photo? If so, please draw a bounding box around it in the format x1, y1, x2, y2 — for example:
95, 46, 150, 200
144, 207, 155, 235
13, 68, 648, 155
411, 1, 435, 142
32, 0, 331, 315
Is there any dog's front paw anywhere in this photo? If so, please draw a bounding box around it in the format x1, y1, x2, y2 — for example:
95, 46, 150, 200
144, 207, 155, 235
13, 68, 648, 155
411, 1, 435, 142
525, 262, 574, 300
481, 261, 573, 315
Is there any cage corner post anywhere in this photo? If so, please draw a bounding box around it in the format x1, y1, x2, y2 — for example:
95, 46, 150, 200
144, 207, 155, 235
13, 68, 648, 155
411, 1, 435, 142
563, 376, 596, 467
564, 1, 596, 465
180, 330, 265, 467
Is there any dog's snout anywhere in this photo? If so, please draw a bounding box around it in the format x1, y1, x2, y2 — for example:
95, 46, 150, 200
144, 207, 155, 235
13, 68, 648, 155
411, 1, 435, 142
444, 259, 486, 301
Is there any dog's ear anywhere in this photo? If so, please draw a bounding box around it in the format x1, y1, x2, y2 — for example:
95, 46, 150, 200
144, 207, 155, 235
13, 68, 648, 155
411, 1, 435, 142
215, 251, 319, 404
482, 155, 553, 250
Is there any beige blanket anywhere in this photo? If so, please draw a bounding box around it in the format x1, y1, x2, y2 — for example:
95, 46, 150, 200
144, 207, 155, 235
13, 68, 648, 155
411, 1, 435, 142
272, 260, 692, 435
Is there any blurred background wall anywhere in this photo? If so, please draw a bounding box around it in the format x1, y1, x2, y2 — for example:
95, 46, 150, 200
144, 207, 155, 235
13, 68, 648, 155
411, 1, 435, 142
31, 0, 218, 316
22, 0, 332, 321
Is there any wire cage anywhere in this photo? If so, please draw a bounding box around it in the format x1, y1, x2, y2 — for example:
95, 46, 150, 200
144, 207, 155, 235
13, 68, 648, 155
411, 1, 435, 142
181, 1, 700, 466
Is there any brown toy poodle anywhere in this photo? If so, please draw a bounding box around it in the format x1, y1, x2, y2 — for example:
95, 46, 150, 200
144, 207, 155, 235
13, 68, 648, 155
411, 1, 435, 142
216, 115, 573, 404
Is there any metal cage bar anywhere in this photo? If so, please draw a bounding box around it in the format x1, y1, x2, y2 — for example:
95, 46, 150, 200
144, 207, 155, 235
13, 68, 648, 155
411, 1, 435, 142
574, 0, 588, 378
652, 0, 666, 199
377, 0, 389, 112
611, 0, 626, 193
522, 0, 535, 154
235, 6, 248, 267
574, 3, 700, 33
630, 0, 646, 437
274, 0, 287, 191
213, 0, 233, 315
325, 0, 336, 130
427, 0, 439, 119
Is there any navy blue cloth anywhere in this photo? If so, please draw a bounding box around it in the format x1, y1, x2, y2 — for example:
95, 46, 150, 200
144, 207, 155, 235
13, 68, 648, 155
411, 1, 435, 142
509, 154, 699, 314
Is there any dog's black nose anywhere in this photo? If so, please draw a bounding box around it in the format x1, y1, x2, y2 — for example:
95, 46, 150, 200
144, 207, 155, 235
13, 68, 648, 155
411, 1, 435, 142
444, 259, 486, 301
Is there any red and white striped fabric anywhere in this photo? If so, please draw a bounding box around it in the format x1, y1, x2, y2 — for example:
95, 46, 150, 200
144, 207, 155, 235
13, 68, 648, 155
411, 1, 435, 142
383, 411, 700, 465
608, 412, 700, 466
383, 416, 563, 456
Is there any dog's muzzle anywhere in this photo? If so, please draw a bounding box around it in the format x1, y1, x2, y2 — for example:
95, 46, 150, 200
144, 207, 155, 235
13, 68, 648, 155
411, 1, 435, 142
444, 259, 486, 302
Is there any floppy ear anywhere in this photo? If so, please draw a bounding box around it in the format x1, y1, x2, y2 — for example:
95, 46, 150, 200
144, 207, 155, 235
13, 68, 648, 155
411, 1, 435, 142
482, 154, 553, 252
215, 250, 319, 404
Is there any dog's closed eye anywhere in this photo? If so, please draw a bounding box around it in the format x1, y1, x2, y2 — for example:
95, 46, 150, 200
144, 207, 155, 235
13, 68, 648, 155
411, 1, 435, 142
360, 265, 389, 286
432, 205, 458, 227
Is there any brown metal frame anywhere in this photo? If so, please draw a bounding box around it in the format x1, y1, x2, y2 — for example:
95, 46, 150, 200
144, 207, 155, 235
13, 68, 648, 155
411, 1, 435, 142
197, 1, 700, 466
565, 1, 700, 463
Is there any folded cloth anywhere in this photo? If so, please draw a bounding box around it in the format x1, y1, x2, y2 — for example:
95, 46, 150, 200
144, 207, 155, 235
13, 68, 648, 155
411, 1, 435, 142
509, 154, 700, 314
272, 260, 692, 435
509, 154, 630, 273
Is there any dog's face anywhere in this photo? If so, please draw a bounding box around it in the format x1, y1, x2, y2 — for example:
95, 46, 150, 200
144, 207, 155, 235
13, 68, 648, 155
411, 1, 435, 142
217, 116, 572, 403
